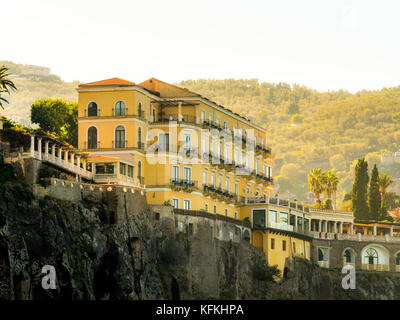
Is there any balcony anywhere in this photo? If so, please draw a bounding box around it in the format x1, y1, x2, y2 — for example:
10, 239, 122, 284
203, 184, 238, 203
156, 114, 197, 125
84, 108, 100, 117
243, 196, 310, 213
171, 179, 197, 190
268, 221, 294, 232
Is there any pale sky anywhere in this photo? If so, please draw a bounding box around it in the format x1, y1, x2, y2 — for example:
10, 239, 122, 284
3, 0, 400, 92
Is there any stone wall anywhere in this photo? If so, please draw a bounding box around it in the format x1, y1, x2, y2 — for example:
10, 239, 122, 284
312, 238, 400, 271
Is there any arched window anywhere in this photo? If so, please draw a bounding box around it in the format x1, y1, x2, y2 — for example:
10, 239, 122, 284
318, 248, 324, 261
115, 125, 125, 148
344, 249, 354, 264
87, 102, 98, 116
396, 252, 400, 265
365, 248, 378, 265
114, 101, 126, 116
87, 126, 97, 149
138, 102, 143, 118
138, 127, 142, 149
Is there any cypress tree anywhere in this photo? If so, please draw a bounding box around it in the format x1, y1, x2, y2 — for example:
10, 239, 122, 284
351, 158, 369, 220
368, 164, 381, 221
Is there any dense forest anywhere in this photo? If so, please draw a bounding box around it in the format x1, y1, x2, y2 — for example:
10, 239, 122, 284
1, 61, 399, 205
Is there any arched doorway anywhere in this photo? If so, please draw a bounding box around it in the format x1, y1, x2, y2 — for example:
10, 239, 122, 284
87, 126, 98, 149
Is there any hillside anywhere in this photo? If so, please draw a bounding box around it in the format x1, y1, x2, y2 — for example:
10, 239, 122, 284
178, 79, 400, 203
0, 61, 78, 126
1, 61, 399, 204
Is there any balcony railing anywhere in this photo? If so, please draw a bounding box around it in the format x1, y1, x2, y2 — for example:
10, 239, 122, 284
84, 141, 100, 150
203, 184, 239, 202
113, 140, 127, 149
171, 179, 197, 189
361, 264, 389, 272
156, 114, 197, 125
244, 196, 310, 213
84, 108, 100, 117
268, 221, 294, 232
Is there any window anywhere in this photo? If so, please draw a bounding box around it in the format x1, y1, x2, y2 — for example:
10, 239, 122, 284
128, 165, 134, 178
183, 134, 191, 152
218, 176, 222, 189
138, 102, 143, 117
318, 248, 324, 261
263, 165, 266, 176
225, 179, 229, 192
254, 136, 257, 148
137, 161, 142, 183
261, 139, 264, 148
299, 243, 303, 255
213, 205, 217, 214
114, 101, 126, 116
159, 133, 169, 152
87, 126, 98, 149
183, 167, 191, 182
138, 127, 142, 149
120, 163, 126, 175
282, 240, 287, 251
224, 146, 229, 163
344, 249, 354, 264
152, 108, 156, 122
365, 248, 378, 265
115, 126, 125, 148
234, 212, 238, 219
188, 223, 193, 235
216, 117, 220, 128
209, 113, 213, 125
201, 136, 207, 155
172, 166, 179, 182
87, 102, 98, 116
172, 198, 179, 209
201, 110, 205, 123
396, 252, 400, 265
225, 209, 228, 216
234, 183, 238, 196
205, 203, 208, 212
252, 209, 266, 229
105, 164, 114, 174
211, 174, 216, 187
255, 161, 259, 175
279, 212, 288, 225
269, 210, 277, 224
271, 238, 275, 249
224, 121, 227, 130
183, 200, 190, 210
203, 171, 207, 185
95, 164, 105, 174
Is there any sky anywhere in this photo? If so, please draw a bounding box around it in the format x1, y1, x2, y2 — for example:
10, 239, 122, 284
3, 0, 400, 92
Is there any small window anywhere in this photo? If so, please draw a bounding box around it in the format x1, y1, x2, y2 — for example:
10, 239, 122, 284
120, 163, 126, 175
282, 240, 286, 251
271, 238, 275, 250
188, 223, 193, 235
128, 165, 134, 178
183, 200, 190, 210
205, 203, 208, 212
234, 212, 238, 219
172, 198, 179, 209
95, 164, 105, 174
213, 205, 217, 214
225, 209, 228, 216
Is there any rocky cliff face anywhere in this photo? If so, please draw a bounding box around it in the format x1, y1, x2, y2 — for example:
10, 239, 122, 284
1, 182, 400, 300
0, 183, 275, 300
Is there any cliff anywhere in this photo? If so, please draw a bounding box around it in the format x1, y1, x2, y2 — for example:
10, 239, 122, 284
1, 182, 400, 300
0, 182, 276, 300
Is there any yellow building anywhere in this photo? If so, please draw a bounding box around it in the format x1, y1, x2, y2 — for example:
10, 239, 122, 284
77, 77, 310, 273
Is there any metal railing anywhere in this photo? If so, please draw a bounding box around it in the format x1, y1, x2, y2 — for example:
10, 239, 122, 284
156, 114, 197, 124
84, 141, 100, 150
171, 179, 197, 189
84, 108, 100, 117
113, 140, 127, 149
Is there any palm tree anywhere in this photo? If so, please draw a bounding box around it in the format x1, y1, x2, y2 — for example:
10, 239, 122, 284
325, 169, 339, 210
0, 65, 17, 109
308, 168, 325, 205
377, 173, 395, 203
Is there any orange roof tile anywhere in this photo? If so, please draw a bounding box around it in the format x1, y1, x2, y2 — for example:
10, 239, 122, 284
79, 77, 135, 87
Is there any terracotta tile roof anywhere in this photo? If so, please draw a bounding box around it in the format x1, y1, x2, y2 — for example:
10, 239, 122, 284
79, 78, 135, 87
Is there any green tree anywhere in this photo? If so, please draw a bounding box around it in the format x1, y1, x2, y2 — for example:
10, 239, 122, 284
0, 65, 17, 109
30, 98, 78, 146
377, 173, 395, 203
324, 169, 339, 210
307, 168, 325, 205
368, 164, 381, 220
351, 158, 369, 220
